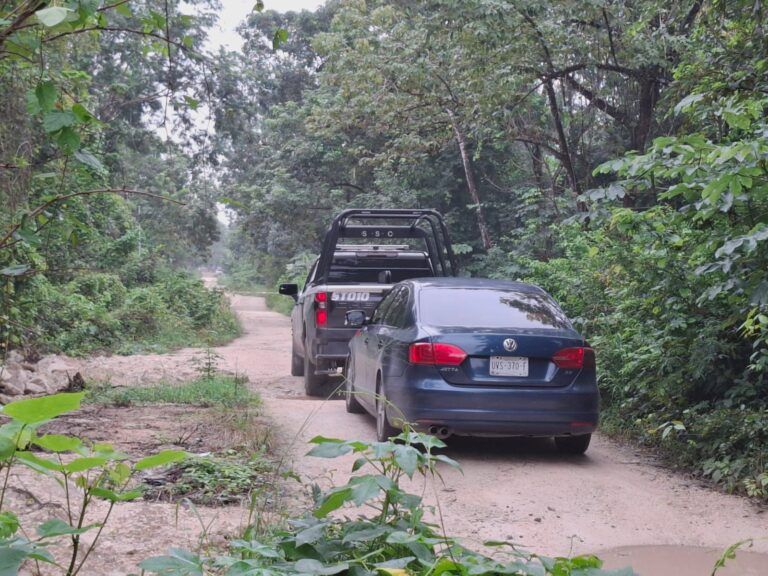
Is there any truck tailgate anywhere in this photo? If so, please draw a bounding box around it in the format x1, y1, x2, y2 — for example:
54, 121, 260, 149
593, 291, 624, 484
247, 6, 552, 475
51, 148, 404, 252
318, 284, 392, 327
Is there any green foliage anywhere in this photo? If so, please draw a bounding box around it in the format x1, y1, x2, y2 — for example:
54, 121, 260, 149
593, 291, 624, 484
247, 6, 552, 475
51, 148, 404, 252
87, 375, 258, 410
0, 392, 185, 574
142, 432, 630, 576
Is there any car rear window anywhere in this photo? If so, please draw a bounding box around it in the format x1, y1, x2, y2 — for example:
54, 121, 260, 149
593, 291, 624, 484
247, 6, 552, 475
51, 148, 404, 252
419, 288, 572, 329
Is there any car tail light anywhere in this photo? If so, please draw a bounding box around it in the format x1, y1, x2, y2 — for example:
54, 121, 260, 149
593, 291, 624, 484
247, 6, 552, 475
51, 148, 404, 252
409, 342, 467, 366
315, 292, 329, 326
552, 347, 595, 369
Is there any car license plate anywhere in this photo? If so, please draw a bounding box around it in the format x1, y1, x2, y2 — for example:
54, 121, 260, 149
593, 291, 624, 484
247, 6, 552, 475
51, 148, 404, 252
490, 356, 529, 377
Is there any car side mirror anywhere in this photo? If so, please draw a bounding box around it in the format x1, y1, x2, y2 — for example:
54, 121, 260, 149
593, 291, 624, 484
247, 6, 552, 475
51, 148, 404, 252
345, 309, 367, 327
279, 283, 299, 301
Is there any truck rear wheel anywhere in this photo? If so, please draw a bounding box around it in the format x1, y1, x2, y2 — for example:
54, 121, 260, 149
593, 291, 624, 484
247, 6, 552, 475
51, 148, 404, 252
304, 352, 328, 397
291, 341, 304, 377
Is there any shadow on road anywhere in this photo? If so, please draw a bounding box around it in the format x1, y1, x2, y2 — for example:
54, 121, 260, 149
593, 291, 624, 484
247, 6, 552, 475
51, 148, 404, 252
436, 435, 598, 466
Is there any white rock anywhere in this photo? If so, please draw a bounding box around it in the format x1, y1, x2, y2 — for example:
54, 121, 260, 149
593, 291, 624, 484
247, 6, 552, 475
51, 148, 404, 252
24, 377, 50, 395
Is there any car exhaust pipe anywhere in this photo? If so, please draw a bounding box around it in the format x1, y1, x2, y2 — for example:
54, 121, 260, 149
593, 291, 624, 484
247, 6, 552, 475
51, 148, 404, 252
428, 425, 452, 439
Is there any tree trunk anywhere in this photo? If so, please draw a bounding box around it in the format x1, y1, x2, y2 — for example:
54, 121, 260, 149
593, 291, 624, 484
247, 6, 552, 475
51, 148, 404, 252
447, 110, 493, 250
543, 79, 582, 200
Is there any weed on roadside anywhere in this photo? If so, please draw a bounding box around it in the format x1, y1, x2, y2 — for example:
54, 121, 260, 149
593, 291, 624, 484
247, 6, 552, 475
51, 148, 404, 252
144, 450, 273, 506
86, 375, 257, 409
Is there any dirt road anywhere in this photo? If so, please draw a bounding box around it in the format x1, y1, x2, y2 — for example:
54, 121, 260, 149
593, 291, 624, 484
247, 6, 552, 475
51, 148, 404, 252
217, 294, 768, 569
79, 291, 768, 574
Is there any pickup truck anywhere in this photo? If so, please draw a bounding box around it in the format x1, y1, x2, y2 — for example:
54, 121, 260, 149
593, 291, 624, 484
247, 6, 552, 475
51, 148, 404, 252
279, 209, 459, 396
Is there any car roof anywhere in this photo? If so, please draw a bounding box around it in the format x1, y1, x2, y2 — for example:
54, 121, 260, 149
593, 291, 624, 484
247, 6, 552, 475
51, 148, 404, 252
404, 277, 547, 294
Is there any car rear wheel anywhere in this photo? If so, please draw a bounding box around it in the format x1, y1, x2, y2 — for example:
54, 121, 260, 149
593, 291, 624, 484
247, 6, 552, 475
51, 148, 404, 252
291, 340, 304, 377
375, 380, 398, 442
344, 356, 365, 414
554, 433, 591, 455
304, 350, 328, 397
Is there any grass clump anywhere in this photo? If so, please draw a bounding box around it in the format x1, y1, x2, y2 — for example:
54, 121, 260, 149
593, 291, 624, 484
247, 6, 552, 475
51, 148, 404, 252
145, 450, 272, 506
87, 375, 258, 409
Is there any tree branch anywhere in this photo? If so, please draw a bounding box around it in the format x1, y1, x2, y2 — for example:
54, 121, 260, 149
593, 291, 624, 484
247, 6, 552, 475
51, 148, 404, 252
563, 73, 630, 125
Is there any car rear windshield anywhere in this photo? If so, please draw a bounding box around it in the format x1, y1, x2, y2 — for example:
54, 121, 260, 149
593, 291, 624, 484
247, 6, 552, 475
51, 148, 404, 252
419, 287, 572, 329
328, 255, 434, 284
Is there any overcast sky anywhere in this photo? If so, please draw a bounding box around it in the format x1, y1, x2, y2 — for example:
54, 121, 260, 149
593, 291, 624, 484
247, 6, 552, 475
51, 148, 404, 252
208, 0, 325, 51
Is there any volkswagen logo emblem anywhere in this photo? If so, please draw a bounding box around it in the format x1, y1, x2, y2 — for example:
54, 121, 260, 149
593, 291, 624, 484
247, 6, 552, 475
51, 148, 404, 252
503, 338, 518, 352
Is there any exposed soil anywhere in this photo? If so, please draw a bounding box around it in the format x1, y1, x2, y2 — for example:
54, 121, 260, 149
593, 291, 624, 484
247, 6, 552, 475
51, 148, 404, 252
12, 287, 768, 575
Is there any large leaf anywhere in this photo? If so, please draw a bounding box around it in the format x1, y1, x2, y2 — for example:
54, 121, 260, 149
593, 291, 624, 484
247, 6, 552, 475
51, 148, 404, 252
36, 519, 100, 539
34, 81, 57, 112
140, 548, 204, 575
42, 110, 76, 133
33, 434, 82, 453
293, 559, 349, 575
134, 450, 186, 471
1, 393, 84, 424
0, 265, 30, 277
35, 7, 72, 27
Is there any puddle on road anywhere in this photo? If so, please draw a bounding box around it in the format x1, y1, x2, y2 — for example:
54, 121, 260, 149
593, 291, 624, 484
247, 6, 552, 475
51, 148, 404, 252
600, 545, 768, 575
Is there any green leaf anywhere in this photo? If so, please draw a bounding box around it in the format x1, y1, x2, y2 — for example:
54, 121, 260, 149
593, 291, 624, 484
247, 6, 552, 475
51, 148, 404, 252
306, 438, 352, 458
295, 523, 325, 547
134, 449, 186, 471
273, 28, 288, 50
253, 1, 265, 12
55, 127, 81, 153
0, 265, 30, 277
0, 513, 19, 539
140, 548, 204, 575
2, 392, 85, 424
294, 559, 348, 575
393, 445, 418, 477
74, 150, 106, 173
115, 3, 132, 17
42, 111, 76, 133
183, 96, 199, 110
71, 103, 94, 123
35, 81, 57, 112
35, 7, 72, 27
15, 452, 64, 474
65, 457, 107, 473
90, 487, 142, 502
36, 519, 100, 539
313, 487, 352, 518
33, 434, 82, 453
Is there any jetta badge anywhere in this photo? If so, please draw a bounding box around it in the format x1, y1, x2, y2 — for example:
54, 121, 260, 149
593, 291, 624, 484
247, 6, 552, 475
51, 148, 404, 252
503, 338, 518, 352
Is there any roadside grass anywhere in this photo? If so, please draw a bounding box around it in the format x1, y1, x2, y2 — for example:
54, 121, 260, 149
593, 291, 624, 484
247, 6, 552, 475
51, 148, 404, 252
86, 374, 273, 506
265, 291, 293, 316
86, 374, 257, 408
114, 307, 242, 355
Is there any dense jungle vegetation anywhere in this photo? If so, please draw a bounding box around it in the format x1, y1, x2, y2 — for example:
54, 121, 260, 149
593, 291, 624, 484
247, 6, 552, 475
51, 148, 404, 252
0, 0, 238, 356
0, 0, 766, 504
218, 1, 768, 499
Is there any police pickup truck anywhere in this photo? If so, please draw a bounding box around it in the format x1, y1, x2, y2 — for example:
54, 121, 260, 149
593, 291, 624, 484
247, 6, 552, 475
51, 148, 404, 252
279, 209, 458, 396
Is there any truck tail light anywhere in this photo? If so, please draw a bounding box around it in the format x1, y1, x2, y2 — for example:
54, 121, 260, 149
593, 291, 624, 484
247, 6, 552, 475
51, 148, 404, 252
552, 347, 595, 369
409, 342, 467, 366
315, 292, 329, 326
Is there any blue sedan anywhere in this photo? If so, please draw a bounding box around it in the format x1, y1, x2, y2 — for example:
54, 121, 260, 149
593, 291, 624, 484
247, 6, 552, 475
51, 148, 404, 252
342, 278, 599, 454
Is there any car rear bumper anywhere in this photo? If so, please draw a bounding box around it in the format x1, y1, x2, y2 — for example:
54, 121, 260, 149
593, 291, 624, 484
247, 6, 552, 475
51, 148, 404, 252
385, 371, 599, 437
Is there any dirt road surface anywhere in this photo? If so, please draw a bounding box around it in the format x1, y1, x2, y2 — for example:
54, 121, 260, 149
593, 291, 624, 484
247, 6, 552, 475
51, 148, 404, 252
74, 291, 768, 575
